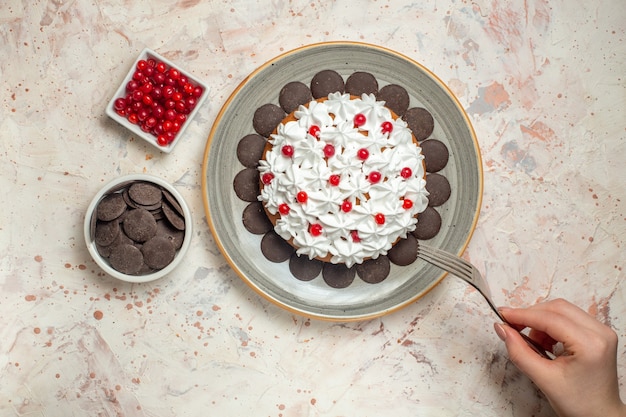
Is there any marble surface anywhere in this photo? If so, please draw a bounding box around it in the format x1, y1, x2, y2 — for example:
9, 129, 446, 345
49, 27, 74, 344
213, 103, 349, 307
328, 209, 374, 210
1, 0, 624, 416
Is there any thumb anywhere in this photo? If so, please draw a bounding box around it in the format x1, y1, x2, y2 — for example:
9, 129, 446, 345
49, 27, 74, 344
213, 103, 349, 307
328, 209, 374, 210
494, 323, 552, 384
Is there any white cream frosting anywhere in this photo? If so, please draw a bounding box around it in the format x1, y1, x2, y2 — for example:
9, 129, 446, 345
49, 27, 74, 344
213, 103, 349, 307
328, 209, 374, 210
258, 92, 429, 267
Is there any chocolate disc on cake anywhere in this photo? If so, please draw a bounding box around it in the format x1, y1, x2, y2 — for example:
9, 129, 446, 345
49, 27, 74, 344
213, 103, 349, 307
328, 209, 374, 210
242, 202, 273, 235
322, 263, 356, 289
253, 103, 286, 138
356, 256, 391, 284
310, 70, 345, 99
279, 81, 312, 113
233, 168, 261, 202
387, 234, 419, 266
237, 134, 267, 168
289, 253, 323, 281
412, 206, 442, 240
425, 173, 451, 207
376, 84, 410, 116
404, 107, 434, 141
260, 230, 295, 263
421, 139, 449, 173
345, 71, 378, 96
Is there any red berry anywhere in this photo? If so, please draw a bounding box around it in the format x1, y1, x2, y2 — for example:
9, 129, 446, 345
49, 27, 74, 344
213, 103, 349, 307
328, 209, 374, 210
278, 203, 290, 215
341, 200, 352, 213
350, 230, 361, 243
193, 86, 203, 97
165, 109, 177, 121
368, 171, 382, 184
308, 125, 321, 138
156, 62, 167, 73
175, 100, 186, 113
136, 60, 148, 71
354, 113, 366, 127
113, 98, 127, 111
167, 68, 180, 80
323, 144, 335, 158
374, 213, 385, 225
162, 120, 173, 132
157, 134, 168, 146
400, 167, 412, 178
357, 148, 369, 160
126, 79, 139, 92
128, 113, 138, 124
328, 174, 340, 186
296, 191, 308, 203
153, 72, 166, 85
402, 199, 413, 209
162, 85, 174, 99
142, 94, 154, 106
381, 121, 393, 134
261, 172, 274, 185
172, 91, 183, 102
131, 90, 143, 102
282, 145, 294, 157
183, 83, 195, 95
309, 224, 323, 237
140, 82, 153, 94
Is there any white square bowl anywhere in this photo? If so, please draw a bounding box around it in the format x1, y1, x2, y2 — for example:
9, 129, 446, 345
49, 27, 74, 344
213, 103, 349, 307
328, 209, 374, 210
105, 48, 209, 153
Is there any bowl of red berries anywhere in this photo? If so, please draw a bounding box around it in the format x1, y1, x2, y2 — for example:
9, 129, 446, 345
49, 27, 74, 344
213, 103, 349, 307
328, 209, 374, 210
106, 48, 209, 153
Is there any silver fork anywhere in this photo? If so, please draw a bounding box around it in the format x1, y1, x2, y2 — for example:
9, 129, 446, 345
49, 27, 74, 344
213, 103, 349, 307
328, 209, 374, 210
417, 243, 553, 360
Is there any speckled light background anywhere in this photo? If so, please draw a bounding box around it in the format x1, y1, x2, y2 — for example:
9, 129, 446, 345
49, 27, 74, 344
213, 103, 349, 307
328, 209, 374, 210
1, 1, 624, 416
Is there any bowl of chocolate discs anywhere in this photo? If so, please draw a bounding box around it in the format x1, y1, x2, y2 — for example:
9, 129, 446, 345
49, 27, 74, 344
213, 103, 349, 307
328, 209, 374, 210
84, 174, 192, 283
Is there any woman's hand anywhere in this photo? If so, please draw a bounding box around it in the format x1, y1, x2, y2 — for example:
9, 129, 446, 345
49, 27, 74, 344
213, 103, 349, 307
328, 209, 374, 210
494, 298, 626, 417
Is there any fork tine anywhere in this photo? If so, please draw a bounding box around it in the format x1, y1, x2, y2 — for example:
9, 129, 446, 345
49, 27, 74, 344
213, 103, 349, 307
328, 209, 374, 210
420, 245, 473, 277
418, 245, 471, 279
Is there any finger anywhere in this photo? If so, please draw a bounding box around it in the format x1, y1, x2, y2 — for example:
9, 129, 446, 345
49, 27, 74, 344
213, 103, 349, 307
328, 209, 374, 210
528, 328, 558, 352
499, 300, 598, 346
496, 323, 556, 388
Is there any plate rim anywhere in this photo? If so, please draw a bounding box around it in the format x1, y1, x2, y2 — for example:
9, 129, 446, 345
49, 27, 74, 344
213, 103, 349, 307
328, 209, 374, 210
201, 41, 483, 321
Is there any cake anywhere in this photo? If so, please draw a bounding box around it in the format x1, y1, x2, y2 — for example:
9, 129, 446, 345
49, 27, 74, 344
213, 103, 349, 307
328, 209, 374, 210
232, 70, 451, 287
257, 92, 429, 267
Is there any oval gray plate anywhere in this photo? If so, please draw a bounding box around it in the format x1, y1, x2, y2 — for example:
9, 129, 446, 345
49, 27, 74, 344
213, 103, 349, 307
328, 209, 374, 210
202, 42, 483, 321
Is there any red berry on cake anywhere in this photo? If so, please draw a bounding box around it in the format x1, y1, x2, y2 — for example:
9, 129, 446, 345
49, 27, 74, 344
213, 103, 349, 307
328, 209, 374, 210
368, 171, 382, 184
354, 113, 366, 127
402, 199, 413, 209
309, 223, 323, 237
350, 230, 361, 243
381, 121, 393, 134
328, 174, 340, 186
400, 167, 412, 178
261, 172, 274, 185
278, 203, 290, 215
282, 144, 294, 157
308, 125, 321, 138
374, 213, 386, 225
357, 148, 369, 160
341, 200, 352, 213
323, 144, 335, 158
296, 191, 308, 203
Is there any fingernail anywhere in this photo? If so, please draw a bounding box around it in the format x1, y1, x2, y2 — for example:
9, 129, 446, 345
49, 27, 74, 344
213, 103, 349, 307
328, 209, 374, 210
494, 323, 507, 341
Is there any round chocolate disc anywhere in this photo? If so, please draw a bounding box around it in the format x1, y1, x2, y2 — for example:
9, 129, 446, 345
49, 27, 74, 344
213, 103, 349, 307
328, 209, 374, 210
387, 234, 419, 266
289, 253, 323, 281
310, 70, 345, 99
322, 263, 356, 288
356, 256, 391, 284
94, 220, 120, 247
162, 200, 185, 231
421, 139, 449, 173
412, 206, 442, 240
96, 193, 127, 221
404, 107, 434, 141
233, 168, 261, 202
236, 134, 266, 168
156, 218, 185, 250
279, 81, 312, 113
260, 230, 294, 263
141, 236, 176, 270
253, 103, 286, 138
376, 84, 410, 116
242, 202, 273, 235
109, 243, 144, 275
425, 173, 451, 207
345, 71, 378, 96
128, 182, 163, 206
122, 208, 157, 243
